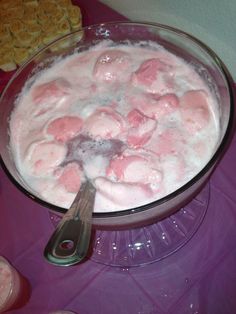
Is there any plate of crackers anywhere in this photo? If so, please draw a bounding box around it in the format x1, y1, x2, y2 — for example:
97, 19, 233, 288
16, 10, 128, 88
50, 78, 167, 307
0, 0, 82, 72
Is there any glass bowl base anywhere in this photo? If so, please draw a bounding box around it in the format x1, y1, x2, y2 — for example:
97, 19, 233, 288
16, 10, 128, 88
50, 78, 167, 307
48, 183, 209, 267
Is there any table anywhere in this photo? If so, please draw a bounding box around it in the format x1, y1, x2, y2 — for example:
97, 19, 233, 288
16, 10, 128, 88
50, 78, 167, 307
1, 2, 236, 313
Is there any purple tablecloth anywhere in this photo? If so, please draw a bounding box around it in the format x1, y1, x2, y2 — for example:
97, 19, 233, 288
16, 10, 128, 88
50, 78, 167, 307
1, 2, 236, 314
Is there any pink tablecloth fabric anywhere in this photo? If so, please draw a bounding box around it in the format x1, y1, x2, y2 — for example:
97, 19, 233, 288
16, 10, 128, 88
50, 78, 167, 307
1, 2, 236, 314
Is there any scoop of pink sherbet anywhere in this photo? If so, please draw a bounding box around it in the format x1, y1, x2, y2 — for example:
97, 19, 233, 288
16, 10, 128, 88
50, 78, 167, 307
129, 93, 179, 120
93, 49, 131, 82
25, 141, 67, 176
126, 109, 157, 147
47, 116, 83, 143
132, 58, 164, 85
32, 78, 71, 104
84, 107, 126, 139
94, 177, 153, 207
57, 163, 82, 193
106, 149, 162, 188
147, 128, 183, 156
131, 58, 172, 93
31, 78, 72, 117
180, 90, 210, 133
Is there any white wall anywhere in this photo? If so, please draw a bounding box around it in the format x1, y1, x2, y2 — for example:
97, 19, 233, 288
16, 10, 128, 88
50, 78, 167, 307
100, 0, 236, 81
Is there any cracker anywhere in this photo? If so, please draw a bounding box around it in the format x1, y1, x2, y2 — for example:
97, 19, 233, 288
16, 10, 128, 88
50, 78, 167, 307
0, 0, 83, 71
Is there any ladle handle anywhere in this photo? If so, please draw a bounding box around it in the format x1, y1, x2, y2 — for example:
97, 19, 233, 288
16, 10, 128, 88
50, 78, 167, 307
44, 181, 96, 266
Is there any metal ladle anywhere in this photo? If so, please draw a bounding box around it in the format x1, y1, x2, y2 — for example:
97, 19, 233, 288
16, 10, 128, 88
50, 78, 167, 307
44, 135, 124, 266
44, 180, 96, 266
